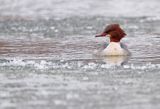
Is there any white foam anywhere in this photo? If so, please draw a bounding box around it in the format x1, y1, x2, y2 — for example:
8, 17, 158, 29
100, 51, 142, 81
54, 100, 67, 105
123, 63, 160, 70
0, 58, 160, 71
66, 93, 79, 100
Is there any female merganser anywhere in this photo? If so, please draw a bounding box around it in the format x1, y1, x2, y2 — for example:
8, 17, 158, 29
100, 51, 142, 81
95, 24, 130, 56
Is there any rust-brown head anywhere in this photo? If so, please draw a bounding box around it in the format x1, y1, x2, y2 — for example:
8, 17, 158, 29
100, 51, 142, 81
95, 24, 126, 42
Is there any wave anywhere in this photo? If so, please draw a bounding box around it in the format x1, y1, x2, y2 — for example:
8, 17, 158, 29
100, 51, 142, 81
0, 0, 159, 19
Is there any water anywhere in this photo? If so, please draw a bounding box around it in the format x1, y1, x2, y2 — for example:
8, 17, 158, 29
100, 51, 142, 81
0, 0, 160, 109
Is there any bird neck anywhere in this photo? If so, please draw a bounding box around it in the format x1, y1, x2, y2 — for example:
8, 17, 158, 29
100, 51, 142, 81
110, 38, 121, 42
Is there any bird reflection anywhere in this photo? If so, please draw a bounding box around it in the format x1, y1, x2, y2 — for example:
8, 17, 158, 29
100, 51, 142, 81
101, 55, 130, 66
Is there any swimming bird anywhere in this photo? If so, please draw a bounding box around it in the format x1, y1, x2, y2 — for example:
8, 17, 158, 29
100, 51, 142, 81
95, 24, 130, 56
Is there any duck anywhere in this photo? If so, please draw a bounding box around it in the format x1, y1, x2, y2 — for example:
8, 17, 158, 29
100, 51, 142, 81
95, 24, 130, 56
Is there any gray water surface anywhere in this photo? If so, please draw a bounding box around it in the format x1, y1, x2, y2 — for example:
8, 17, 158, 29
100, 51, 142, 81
0, 0, 160, 109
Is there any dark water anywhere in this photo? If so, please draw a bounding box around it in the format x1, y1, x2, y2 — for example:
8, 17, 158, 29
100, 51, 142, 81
0, 0, 160, 109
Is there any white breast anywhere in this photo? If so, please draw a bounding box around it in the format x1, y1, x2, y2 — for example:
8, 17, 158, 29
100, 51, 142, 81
101, 42, 130, 56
